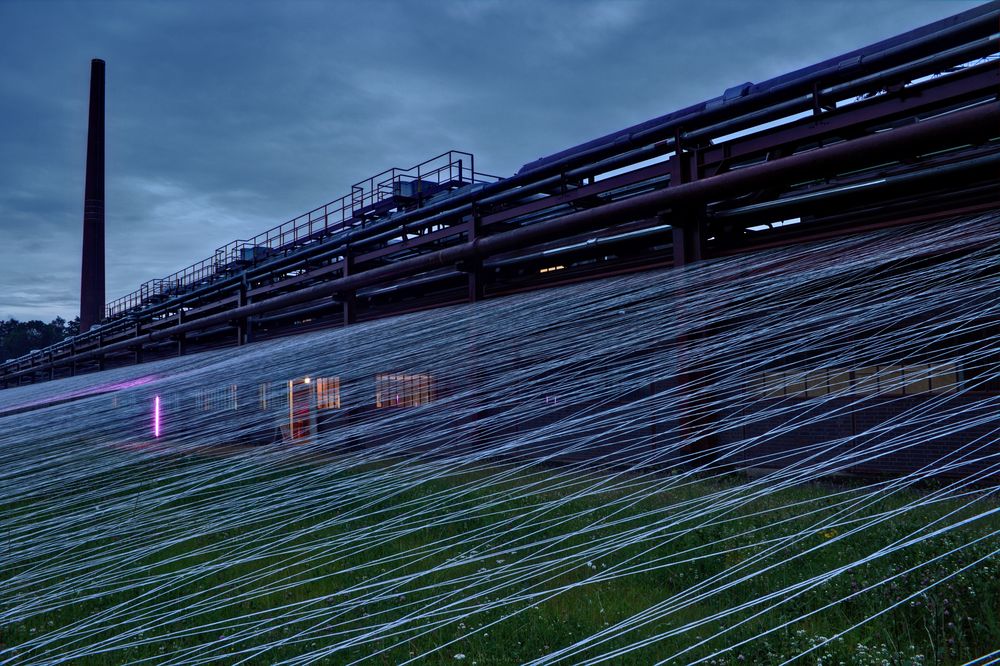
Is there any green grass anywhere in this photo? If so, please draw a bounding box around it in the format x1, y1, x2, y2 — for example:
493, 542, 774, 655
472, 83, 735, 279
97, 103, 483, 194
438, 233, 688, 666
1, 451, 998, 665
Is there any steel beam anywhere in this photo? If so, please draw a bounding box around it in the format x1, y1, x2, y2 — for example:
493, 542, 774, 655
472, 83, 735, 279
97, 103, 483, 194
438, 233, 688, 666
5, 101, 995, 382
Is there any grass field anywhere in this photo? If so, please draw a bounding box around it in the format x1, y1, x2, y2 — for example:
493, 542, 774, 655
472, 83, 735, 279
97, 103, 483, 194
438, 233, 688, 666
2, 448, 998, 665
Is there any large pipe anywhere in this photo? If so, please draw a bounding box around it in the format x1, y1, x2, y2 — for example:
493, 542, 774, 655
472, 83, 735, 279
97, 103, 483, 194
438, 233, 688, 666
72, 57, 1000, 338
83, 8, 1000, 326
88, 25, 1000, 335
517, 1, 1000, 174
8, 99, 991, 380
80, 58, 106, 333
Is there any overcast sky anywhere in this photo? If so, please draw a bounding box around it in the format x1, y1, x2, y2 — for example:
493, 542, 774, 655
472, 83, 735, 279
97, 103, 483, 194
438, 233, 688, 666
0, 0, 981, 322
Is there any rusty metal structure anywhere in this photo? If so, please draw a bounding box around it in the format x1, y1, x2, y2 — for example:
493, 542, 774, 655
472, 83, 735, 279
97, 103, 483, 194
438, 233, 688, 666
2, 2, 999, 388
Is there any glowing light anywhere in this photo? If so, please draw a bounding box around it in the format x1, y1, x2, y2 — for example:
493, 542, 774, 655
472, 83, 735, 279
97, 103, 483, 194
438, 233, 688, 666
153, 395, 161, 438
304, 377, 311, 384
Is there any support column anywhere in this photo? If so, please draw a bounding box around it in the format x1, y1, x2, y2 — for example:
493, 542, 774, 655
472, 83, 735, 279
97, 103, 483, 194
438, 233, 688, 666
342, 293, 357, 326
467, 260, 484, 303
341, 248, 357, 326
97, 331, 106, 370
667, 139, 719, 468
133, 323, 143, 364
466, 214, 483, 303
237, 280, 251, 346
668, 133, 706, 268
672, 218, 704, 267
176, 309, 187, 356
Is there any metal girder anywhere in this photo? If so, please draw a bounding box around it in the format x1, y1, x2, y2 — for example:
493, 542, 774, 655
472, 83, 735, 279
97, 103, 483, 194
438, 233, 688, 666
3, 101, 995, 384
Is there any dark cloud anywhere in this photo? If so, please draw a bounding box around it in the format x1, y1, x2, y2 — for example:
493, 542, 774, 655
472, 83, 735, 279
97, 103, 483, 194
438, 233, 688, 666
0, 0, 981, 320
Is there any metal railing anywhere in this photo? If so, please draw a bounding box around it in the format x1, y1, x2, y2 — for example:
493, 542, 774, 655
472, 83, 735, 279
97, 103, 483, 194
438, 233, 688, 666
104, 151, 497, 319
5, 2, 997, 379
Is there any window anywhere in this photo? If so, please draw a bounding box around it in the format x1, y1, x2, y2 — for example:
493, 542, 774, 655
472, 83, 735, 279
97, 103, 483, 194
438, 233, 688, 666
828, 371, 853, 394
197, 385, 238, 411
805, 370, 830, 398
375, 373, 434, 408
929, 363, 959, 393
762, 372, 789, 398
316, 377, 341, 410
903, 365, 931, 395
853, 367, 879, 395
753, 362, 963, 399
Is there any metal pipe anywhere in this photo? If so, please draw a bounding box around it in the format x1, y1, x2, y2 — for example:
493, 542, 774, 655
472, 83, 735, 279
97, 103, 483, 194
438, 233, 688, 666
71, 33, 1000, 333
714, 151, 1000, 219
517, 2, 1000, 174
10, 101, 992, 378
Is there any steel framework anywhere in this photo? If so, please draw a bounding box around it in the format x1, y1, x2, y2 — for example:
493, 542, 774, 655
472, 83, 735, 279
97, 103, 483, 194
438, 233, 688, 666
2, 2, 998, 388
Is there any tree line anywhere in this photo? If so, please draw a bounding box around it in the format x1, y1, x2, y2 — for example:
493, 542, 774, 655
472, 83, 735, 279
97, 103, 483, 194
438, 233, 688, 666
0, 317, 79, 362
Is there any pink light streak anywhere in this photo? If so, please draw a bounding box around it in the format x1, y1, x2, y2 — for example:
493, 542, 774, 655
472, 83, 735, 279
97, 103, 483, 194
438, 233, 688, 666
154, 395, 161, 438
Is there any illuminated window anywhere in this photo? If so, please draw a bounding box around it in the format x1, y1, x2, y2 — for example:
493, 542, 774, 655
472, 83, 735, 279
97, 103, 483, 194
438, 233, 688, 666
316, 377, 341, 410
540, 265, 566, 274
259, 382, 269, 410
375, 373, 434, 408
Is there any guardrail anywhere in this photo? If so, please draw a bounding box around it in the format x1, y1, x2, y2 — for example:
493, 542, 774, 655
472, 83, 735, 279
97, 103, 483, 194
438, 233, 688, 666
105, 151, 498, 319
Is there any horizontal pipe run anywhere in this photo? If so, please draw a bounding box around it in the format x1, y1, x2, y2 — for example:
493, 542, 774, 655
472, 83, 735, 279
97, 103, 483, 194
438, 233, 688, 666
5, 101, 996, 382
47, 51, 1000, 355
67, 12, 1000, 342
714, 150, 1000, 219
519, 3, 1000, 173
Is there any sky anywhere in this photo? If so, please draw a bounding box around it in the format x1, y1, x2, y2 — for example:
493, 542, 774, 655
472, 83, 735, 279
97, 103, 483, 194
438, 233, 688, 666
0, 0, 983, 322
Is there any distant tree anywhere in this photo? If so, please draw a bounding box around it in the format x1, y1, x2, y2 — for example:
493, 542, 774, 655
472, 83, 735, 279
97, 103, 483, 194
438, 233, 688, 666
0, 317, 75, 362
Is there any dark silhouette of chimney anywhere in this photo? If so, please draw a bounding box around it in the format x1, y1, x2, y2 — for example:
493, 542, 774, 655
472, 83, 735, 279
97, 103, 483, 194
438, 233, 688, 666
80, 58, 105, 333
